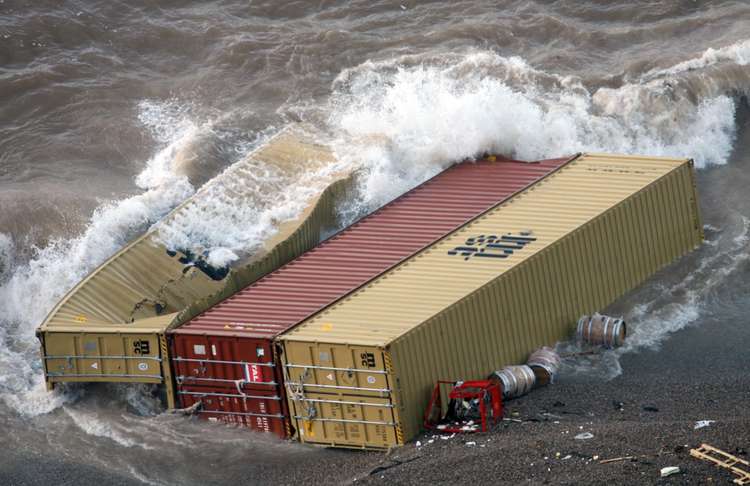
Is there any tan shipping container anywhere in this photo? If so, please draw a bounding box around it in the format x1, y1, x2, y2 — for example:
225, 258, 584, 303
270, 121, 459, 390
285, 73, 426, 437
280, 153, 703, 449
37, 128, 349, 408
38, 314, 178, 385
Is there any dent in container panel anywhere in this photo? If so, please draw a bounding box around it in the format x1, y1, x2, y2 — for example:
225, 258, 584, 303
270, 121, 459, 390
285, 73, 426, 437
35, 128, 347, 410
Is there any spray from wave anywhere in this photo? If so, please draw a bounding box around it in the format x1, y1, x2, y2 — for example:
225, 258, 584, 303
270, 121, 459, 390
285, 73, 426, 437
0, 99, 202, 416
329, 45, 745, 209
641, 38, 750, 81
152, 128, 350, 267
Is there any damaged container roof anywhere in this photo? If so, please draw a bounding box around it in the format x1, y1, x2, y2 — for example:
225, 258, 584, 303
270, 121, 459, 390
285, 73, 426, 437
36, 127, 346, 408
168, 155, 572, 436
279, 153, 703, 450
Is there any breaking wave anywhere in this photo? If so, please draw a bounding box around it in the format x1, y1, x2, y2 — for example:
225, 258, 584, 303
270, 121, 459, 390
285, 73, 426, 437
329, 43, 747, 216
641, 38, 750, 81
0, 40, 748, 434
0, 100, 200, 416
152, 130, 350, 267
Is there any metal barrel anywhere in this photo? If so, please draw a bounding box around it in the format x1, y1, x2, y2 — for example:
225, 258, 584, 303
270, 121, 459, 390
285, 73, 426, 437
488, 365, 536, 399
576, 313, 627, 348
526, 346, 561, 386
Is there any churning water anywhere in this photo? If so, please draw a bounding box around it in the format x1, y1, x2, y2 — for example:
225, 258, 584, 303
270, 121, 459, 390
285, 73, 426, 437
1, 1, 750, 483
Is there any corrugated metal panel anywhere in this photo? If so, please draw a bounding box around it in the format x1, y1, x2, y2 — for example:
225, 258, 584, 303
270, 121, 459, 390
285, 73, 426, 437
178, 385, 288, 436
281, 154, 703, 449
174, 156, 571, 338
168, 155, 572, 436
171, 334, 277, 388
40, 313, 177, 385
36, 127, 347, 406
283, 342, 398, 448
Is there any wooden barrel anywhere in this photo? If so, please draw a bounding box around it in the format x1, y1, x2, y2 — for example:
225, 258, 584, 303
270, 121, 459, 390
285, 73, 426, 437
488, 365, 536, 399
526, 347, 561, 386
576, 313, 627, 348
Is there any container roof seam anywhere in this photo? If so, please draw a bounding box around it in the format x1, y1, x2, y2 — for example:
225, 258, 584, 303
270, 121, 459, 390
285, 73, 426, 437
283, 155, 688, 346
177, 155, 579, 337
276, 154, 582, 340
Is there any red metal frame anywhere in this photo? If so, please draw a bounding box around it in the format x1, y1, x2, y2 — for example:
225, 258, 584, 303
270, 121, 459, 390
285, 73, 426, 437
424, 380, 503, 434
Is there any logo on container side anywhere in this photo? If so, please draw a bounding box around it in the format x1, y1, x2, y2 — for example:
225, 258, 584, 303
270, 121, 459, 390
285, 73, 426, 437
447, 231, 536, 261
360, 352, 376, 368
132, 340, 150, 355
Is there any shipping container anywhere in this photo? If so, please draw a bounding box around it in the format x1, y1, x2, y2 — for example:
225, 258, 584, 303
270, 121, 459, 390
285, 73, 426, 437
38, 313, 178, 385
169, 155, 572, 436
280, 153, 703, 449
37, 128, 346, 408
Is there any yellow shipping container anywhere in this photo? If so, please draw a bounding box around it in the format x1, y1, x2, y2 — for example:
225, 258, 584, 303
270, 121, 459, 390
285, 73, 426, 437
37, 128, 348, 408
280, 153, 703, 449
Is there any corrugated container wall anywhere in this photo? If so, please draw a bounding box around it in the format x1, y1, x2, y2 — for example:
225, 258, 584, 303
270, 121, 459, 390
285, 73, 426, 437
280, 154, 703, 449
36, 128, 346, 408
169, 156, 571, 436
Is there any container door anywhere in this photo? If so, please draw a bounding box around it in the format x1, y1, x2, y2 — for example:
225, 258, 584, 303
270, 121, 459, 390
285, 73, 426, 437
171, 335, 276, 390
43, 332, 162, 382
171, 334, 289, 437
282, 341, 399, 449
290, 393, 398, 449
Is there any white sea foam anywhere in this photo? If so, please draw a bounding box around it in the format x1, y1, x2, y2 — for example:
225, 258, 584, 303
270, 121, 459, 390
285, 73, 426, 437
328, 49, 740, 220
626, 216, 749, 349
0, 46, 747, 419
641, 38, 750, 81
64, 406, 153, 449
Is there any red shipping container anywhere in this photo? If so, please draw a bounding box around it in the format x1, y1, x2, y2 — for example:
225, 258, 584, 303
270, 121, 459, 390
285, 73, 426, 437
169, 155, 573, 438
